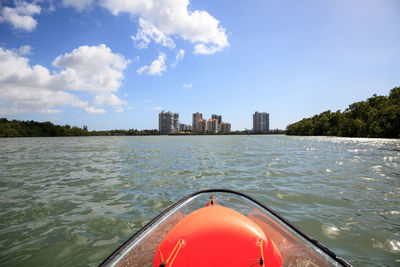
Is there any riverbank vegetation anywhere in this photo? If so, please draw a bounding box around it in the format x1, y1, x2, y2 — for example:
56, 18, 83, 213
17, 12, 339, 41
0, 119, 90, 137
286, 87, 400, 138
0, 118, 284, 137
0, 119, 162, 137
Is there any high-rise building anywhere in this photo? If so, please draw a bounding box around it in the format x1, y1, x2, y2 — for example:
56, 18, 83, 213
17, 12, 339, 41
253, 112, 269, 132
192, 112, 203, 132
179, 124, 192, 132
207, 119, 218, 133
220, 122, 231, 133
197, 119, 207, 133
211, 114, 222, 124
159, 111, 179, 133
211, 114, 222, 132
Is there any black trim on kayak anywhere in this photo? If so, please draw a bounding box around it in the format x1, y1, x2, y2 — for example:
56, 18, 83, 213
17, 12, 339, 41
99, 189, 351, 267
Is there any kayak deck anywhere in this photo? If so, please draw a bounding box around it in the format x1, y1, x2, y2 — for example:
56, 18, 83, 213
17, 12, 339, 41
100, 189, 350, 267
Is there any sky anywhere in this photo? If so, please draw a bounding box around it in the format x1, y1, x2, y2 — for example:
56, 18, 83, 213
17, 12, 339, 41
0, 0, 399, 131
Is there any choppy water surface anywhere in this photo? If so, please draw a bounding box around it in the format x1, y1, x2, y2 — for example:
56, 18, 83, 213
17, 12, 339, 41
0, 135, 399, 266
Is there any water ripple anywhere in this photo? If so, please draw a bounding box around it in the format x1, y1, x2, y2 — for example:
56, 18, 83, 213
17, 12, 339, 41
0, 135, 399, 266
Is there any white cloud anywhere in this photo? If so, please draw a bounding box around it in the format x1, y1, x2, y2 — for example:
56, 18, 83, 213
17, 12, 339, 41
84, 106, 106, 114
93, 93, 126, 106
0, 44, 130, 115
52, 44, 130, 93
131, 18, 175, 49
194, 43, 226, 55
176, 49, 185, 62
136, 66, 146, 75
62, 0, 94, 11
137, 53, 166, 76
183, 83, 192, 88
171, 49, 185, 67
47, 1, 56, 12
0, 1, 41, 31
93, 93, 127, 113
16, 45, 32, 55
102, 0, 229, 55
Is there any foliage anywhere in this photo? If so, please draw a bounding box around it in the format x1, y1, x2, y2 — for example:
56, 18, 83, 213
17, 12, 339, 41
0, 119, 165, 137
91, 129, 161, 136
0, 119, 89, 137
0, 118, 287, 137
286, 87, 400, 138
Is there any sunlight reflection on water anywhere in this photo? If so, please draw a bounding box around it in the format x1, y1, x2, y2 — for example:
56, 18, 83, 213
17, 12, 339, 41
0, 135, 399, 266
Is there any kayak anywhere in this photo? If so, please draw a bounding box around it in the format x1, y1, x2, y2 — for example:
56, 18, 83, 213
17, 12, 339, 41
100, 189, 350, 267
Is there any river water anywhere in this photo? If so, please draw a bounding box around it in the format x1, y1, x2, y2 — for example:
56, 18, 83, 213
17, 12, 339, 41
0, 135, 399, 266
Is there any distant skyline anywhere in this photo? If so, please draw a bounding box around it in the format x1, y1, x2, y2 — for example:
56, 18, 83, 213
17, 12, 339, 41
1, 0, 399, 130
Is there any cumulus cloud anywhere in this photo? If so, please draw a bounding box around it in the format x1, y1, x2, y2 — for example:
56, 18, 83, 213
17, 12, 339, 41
84, 106, 106, 114
137, 53, 166, 76
93, 93, 126, 106
176, 49, 185, 62
131, 18, 175, 49
52, 44, 130, 93
102, 0, 229, 55
62, 0, 94, 11
16, 45, 32, 55
0, 44, 130, 115
171, 49, 185, 67
0, 1, 41, 31
194, 43, 226, 55
93, 93, 127, 112
183, 83, 192, 88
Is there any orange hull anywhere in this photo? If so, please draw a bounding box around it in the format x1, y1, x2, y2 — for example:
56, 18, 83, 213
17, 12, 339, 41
153, 205, 282, 267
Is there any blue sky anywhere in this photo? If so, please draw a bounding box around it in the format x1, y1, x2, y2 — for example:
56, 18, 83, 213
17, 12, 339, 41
0, 0, 399, 131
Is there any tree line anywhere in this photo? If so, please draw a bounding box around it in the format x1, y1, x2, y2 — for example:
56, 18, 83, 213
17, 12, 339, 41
0, 119, 165, 137
286, 87, 400, 138
0, 119, 90, 137
0, 118, 287, 137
